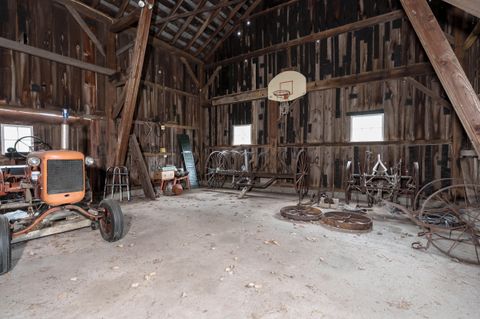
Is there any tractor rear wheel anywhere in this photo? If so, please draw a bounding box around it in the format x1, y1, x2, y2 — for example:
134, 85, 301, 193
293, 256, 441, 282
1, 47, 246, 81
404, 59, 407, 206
99, 199, 124, 242
0, 215, 11, 275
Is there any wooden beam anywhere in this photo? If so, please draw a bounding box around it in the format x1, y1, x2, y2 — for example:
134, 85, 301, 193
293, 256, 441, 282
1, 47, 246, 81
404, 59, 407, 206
155, 0, 243, 25
464, 21, 480, 51
202, 66, 222, 92
405, 77, 451, 108
208, 10, 405, 67
210, 63, 433, 106
113, 78, 198, 98
64, 4, 106, 57
180, 57, 200, 88
205, 0, 263, 61
115, 3, 154, 166
110, 9, 141, 33
195, 1, 244, 56
248, 0, 299, 20
401, 0, 480, 156
111, 84, 127, 118
125, 28, 204, 66
0, 36, 115, 75
155, 0, 184, 37
185, 3, 224, 51
53, 0, 114, 24
129, 134, 156, 200
441, 0, 480, 19
171, 0, 208, 45
116, 0, 130, 18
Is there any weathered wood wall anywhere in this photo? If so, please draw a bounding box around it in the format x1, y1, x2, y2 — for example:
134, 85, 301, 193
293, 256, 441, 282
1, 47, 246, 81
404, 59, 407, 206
0, 0, 201, 192
204, 0, 477, 191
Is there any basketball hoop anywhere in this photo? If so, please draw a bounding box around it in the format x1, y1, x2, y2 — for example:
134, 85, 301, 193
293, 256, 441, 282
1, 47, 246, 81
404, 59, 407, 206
273, 89, 291, 100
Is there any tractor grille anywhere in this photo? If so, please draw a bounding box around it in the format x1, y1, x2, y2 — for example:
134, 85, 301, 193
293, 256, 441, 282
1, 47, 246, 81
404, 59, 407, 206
47, 159, 84, 194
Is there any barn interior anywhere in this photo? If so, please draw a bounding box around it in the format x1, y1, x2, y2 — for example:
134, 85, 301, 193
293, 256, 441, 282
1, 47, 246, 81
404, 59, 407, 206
0, 0, 480, 318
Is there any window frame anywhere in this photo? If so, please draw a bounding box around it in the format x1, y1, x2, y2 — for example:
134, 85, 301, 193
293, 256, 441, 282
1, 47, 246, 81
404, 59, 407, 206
1, 124, 34, 154
349, 112, 384, 142
232, 124, 252, 146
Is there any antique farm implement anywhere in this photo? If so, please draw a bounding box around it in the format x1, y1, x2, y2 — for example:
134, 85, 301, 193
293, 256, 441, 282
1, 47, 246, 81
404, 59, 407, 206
344, 152, 419, 206
205, 148, 310, 197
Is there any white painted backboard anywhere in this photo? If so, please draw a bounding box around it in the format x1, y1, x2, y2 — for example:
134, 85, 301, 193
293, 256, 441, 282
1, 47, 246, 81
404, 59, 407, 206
267, 71, 307, 102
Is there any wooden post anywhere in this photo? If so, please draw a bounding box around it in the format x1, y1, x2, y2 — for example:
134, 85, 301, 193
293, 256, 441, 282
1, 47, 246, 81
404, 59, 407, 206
129, 134, 156, 199
114, 2, 154, 166
401, 0, 480, 156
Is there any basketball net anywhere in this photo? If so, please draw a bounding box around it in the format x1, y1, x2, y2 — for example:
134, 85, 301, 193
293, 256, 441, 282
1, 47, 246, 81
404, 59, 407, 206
273, 90, 292, 116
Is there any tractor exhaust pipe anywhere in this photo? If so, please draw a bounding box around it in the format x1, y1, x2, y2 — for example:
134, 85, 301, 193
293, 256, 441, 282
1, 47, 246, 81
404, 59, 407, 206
61, 109, 69, 150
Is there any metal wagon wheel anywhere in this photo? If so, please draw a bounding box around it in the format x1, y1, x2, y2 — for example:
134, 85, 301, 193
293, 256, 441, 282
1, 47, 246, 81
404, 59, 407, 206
408, 162, 420, 208
204, 151, 227, 188
419, 184, 480, 264
344, 161, 353, 204
294, 149, 309, 197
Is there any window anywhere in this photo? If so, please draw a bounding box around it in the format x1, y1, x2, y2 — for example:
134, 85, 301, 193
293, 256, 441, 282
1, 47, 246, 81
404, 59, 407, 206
233, 124, 252, 145
1, 124, 33, 154
350, 113, 384, 142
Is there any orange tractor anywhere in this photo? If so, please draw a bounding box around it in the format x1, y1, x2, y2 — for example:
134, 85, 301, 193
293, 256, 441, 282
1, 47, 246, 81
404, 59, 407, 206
0, 134, 124, 275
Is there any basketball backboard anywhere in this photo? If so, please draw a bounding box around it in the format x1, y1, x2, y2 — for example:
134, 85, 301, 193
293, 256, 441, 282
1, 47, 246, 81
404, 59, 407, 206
267, 71, 307, 102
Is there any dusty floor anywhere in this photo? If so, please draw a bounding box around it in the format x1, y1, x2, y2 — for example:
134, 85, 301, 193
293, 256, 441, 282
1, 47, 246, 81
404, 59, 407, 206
1, 189, 479, 319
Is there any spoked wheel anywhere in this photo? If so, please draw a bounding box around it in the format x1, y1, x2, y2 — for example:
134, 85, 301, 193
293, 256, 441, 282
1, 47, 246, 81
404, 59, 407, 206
0, 215, 12, 275
99, 199, 124, 242
408, 162, 419, 208
344, 161, 353, 204
294, 149, 310, 197
420, 184, 480, 264
204, 151, 227, 188
14, 136, 52, 157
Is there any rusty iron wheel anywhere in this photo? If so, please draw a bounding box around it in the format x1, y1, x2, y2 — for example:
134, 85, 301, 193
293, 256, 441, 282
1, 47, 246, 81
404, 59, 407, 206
280, 205, 322, 222
0, 215, 11, 275
205, 151, 227, 188
320, 211, 373, 233
419, 184, 480, 264
294, 149, 310, 197
99, 199, 124, 242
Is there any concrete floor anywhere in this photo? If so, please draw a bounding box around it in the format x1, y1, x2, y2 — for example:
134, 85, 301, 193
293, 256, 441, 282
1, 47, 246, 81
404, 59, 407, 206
1, 189, 479, 319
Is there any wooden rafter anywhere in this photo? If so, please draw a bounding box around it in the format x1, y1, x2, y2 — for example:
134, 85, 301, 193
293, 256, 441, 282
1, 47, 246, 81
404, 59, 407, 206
406, 77, 451, 108
155, 0, 243, 26
441, 0, 480, 19
185, 1, 226, 51
202, 66, 222, 92
110, 8, 141, 33
195, 1, 244, 56
171, 0, 208, 45
0, 36, 115, 75
64, 3, 106, 57
210, 63, 433, 106
53, 0, 113, 24
464, 21, 480, 51
401, 0, 480, 156
115, 0, 130, 18
115, 2, 154, 166
205, 0, 263, 61
155, 0, 185, 37
208, 10, 404, 67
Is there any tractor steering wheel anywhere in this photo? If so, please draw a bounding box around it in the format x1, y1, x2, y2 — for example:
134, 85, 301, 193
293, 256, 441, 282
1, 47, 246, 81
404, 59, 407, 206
14, 136, 52, 158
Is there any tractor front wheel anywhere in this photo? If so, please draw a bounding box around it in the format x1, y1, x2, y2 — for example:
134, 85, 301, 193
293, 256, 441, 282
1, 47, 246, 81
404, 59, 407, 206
99, 199, 124, 242
0, 215, 11, 275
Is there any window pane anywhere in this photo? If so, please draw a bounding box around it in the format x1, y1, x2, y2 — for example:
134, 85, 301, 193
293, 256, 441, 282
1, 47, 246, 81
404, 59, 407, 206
1, 124, 34, 154
18, 126, 32, 138
350, 114, 384, 142
233, 125, 252, 145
